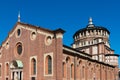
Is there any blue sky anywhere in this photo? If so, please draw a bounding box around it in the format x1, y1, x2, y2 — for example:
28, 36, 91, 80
0, 0, 120, 67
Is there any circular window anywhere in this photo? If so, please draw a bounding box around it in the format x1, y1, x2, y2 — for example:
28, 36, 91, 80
30, 32, 36, 40
17, 43, 22, 55
45, 36, 52, 46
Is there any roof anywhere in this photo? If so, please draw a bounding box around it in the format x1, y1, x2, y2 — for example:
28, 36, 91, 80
73, 25, 110, 38
17, 22, 65, 34
63, 45, 115, 68
63, 44, 92, 57
105, 54, 120, 57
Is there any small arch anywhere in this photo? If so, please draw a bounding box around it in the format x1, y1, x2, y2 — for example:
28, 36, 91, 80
77, 60, 82, 66
66, 56, 71, 63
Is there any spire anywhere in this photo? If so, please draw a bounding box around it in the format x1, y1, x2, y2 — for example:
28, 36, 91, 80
87, 17, 94, 28
18, 11, 20, 22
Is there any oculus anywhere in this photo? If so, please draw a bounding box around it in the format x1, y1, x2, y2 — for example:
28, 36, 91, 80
30, 32, 37, 40
45, 36, 52, 46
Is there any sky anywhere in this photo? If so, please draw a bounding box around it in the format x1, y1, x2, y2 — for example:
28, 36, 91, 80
0, 0, 120, 67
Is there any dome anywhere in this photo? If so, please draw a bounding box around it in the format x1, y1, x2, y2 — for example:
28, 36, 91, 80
72, 17, 110, 49
73, 18, 110, 38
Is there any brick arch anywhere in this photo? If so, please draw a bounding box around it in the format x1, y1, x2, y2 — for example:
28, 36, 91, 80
78, 60, 82, 66
66, 56, 71, 63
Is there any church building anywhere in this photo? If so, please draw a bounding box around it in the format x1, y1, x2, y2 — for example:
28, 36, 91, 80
0, 15, 119, 80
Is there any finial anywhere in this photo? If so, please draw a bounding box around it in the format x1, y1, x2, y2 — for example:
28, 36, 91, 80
87, 17, 94, 28
89, 17, 93, 25
18, 11, 20, 22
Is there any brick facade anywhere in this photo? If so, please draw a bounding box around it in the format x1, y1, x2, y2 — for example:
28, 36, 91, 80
0, 21, 119, 80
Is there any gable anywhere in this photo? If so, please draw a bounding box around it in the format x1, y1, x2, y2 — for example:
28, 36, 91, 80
0, 22, 65, 59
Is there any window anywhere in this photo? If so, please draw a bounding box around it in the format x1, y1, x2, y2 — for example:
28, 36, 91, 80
48, 56, 52, 74
31, 58, 36, 75
71, 64, 74, 78
30, 32, 37, 40
17, 44, 22, 55
45, 36, 52, 46
17, 29, 21, 36
16, 42, 23, 56
45, 55, 52, 74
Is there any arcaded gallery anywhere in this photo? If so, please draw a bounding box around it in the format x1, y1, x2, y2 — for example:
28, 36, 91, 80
0, 17, 119, 80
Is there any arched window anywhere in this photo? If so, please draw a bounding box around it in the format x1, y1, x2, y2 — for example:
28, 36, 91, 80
71, 64, 74, 78
45, 55, 52, 74
31, 58, 36, 75
6, 63, 9, 76
66, 57, 70, 63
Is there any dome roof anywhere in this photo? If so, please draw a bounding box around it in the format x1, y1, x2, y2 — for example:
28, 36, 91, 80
73, 18, 110, 38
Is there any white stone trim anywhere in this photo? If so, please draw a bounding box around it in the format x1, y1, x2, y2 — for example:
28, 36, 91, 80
45, 36, 53, 46
14, 41, 24, 58
44, 52, 53, 76
11, 69, 23, 80
1, 24, 55, 51
56, 33, 63, 38
29, 56, 37, 78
